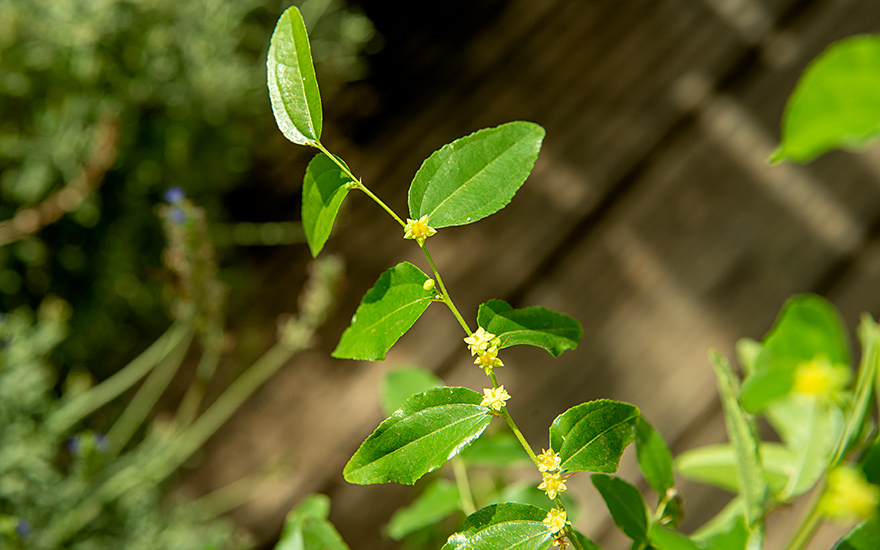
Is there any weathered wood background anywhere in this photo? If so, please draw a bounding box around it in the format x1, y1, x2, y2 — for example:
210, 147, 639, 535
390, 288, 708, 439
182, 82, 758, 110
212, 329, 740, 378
182, 0, 880, 548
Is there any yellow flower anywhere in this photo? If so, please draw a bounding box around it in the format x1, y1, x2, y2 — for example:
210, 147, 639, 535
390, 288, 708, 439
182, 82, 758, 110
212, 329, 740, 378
464, 327, 496, 356
474, 346, 503, 374
539, 471, 567, 500
819, 465, 880, 524
480, 385, 511, 411
543, 508, 569, 535
537, 448, 562, 473
793, 356, 850, 399
403, 215, 437, 245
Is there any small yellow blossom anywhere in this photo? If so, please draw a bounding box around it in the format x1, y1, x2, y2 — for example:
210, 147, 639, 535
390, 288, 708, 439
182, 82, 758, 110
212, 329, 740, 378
464, 327, 496, 356
474, 346, 503, 374
819, 465, 880, 524
403, 215, 437, 245
539, 471, 568, 500
480, 385, 511, 411
793, 356, 850, 399
537, 448, 562, 473
543, 508, 569, 535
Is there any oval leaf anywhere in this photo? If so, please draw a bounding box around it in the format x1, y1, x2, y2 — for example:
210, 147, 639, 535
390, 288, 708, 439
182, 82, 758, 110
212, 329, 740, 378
302, 153, 352, 256
773, 35, 880, 163
635, 418, 675, 496
549, 399, 639, 474
441, 503, 554, 550
268, 6, 323, 145
333, 262, 434, 361
591, 475, 649, 544
343, 387, 492, 485
408, 122, 545, 228
649, 527, 701, 550
477, 300, 583, 357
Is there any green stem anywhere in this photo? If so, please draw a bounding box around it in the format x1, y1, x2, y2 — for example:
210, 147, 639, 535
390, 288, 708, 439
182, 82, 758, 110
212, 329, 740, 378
500, 407, 538, 466
783, 483, 824, 550
451, 457, 477, 515
421, 243, 471, 335
46, 320, 193, 434
313, 141, 405, 227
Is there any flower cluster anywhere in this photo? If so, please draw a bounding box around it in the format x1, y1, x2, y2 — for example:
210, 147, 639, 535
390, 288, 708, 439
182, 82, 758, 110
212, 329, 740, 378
537, 448, 562, 473
480, 385, 511, 411
537, 448, 567, 500
464, 327, 503, 374
792, 356, 850, 400
819, 465, 880, 524
543, 508, 569, 535
403, 215, 437, 246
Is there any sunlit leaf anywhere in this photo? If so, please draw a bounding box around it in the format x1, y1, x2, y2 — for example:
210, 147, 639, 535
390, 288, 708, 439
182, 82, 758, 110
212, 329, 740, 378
302, 153, 351, 256
773, 35, 880, 163
268, 6, 322, 145
635, 417, 675, 496
333, 262, 434, 361
441, 503, 554, 550
381, 366, 443, 416
477, 300, 583, 357
386, 479, 462, 540
591, 475, 649, 544
408, 122, 545, 228
494, 482, 580, 522
710, 351, 766, 526
549, 399, 639, 474
344, 387, 492, 485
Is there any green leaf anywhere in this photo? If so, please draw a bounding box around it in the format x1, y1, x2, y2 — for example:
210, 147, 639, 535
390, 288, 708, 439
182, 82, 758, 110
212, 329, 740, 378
333, 262, 434, 361
675, 442, 795, 495
267, 6, 322, 145
709, 351, 767, 526
276, 494, 350, 550
590, 475, 649, 544
635, 418, 675, 495
343, 387, 492, 485
302, 153, 352, 257
773, 35, 880, 163
459, 430, 531, 466
700, 514, 749, 550
408, 122, 545, 228
649, 527, 701, 550
572, 531, 604, 550
835, 517, 880, 550
441, 503, 554, 550
549, 399, 639, 473
494, 482, 580, 522
381, 366, 443, 416
477, 300, 583, 357
386, 479, 462, 540
741, 294, 850, 412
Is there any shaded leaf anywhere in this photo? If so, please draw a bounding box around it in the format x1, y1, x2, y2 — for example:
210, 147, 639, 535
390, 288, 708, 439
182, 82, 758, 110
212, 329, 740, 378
494, 482, 580, 523
302, 153, 351, 256
408, 122, 545, 228
276, 494, 350, 550
676, 442, 794, 495
459, 430, 531, 466
549, 399, 639, 474
477, 300, 583, 357
381, 366, 443, 416
344, 387, 492, 485
710, 351, 767, 526
573, 531, 604, 550
441, 503, 554, 550
268, 6, 322, 145
835, 517, 880, 550
333, 262, 434, 361
773, 35, 880, 163
386, 479, 462, 540
591, 475, 649, 544
635, 417, 675, 495
649, 527, 701, 550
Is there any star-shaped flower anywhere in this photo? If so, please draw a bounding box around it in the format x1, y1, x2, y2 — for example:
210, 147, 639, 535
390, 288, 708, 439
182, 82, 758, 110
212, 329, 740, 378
464, 327, 496, 355
474, 346, 503, 374
537, 448, 562, 473
543, 508, 569, 535
403, 215, 437, 245
480, 385, 511, 411
539, 471, 567, 500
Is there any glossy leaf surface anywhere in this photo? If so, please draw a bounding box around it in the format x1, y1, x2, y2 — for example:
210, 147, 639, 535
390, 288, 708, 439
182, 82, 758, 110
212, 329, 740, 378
773, 35, 880, 163
386, 479, 461, 540
408, 122, 545, 228
344, 387, 492, 485
381, 367, 443, 416
268, 6, 322, 145
549, 399, 639, 474
333, 262, 434, 361
591, 475, 649, 544
635, 417, 675, 495
441, 503, 554, 550
477, 300, 582, 357
302, 153, 351, 256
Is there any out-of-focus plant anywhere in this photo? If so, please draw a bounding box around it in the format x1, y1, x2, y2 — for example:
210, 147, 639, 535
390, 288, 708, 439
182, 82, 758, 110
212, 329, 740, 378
0, 0, 374, 374
0, 189, 344, 548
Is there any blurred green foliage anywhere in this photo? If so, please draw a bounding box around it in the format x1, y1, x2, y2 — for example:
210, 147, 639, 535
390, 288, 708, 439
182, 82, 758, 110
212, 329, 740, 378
0, 0, 374, 375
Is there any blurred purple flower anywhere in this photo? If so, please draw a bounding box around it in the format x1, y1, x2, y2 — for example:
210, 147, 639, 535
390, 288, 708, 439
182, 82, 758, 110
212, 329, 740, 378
16, 519, 31, 537
164, 187, 185, 204
169, 207, 186, 224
